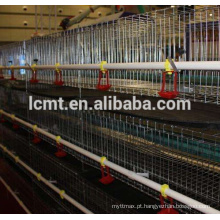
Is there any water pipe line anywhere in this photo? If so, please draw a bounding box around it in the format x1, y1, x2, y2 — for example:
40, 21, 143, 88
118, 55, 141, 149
1, 61, 220, 71
0, 110, 219, 214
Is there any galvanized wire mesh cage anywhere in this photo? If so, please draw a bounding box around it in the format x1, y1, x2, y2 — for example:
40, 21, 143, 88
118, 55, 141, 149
0, 6, 220, 103
0, 5, 220, 214
0, 86, 220, 212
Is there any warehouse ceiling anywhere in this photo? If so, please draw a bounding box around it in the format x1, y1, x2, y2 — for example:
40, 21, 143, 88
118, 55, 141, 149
0, 5, 208, 45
